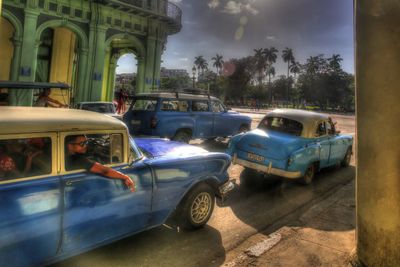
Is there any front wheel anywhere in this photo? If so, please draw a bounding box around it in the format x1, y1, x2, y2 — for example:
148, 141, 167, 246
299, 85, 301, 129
178, 184, 215, 230
299, 164, 315, 185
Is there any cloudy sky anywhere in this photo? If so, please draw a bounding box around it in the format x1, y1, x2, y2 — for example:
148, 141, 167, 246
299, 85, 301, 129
117, 0, 354, 76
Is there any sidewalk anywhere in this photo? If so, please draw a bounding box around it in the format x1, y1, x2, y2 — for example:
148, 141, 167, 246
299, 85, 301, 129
222, 179, 356, 267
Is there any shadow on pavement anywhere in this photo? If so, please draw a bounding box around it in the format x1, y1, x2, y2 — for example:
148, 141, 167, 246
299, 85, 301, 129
223, 165, 356, 233
53, 225, 225, 267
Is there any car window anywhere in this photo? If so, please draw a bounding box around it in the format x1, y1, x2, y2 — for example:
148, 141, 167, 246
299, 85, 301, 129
64, 133, 123, 171
211, 101, 225, 112
161, 100, 189, 112
258, 117, 303, 136
191, 100, 209, 112
81, 103, 115, 113
0, 137, 52, 181
131, 99, 157, 111
316, 122, 327, 137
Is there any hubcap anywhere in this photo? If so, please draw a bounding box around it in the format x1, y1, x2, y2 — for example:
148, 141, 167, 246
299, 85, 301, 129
190, 192, 212, 224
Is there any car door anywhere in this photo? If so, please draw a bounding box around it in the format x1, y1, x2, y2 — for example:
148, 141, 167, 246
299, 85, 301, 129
0, 134, 61, 266
191, 100, 213, 138
211, 100, 232, 137
60, 132, 153, 253
315, 121, 331, 168
326, 120, 344, 164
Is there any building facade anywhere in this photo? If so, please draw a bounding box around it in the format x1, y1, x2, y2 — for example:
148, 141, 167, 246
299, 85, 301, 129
160, 67, 188, 78
0, 0, 181, 106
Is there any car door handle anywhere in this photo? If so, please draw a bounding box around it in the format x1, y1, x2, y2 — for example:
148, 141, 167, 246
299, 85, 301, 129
65, 179, 85, 186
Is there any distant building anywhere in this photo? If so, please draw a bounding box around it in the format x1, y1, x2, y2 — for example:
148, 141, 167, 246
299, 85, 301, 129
160, 67, 189, 78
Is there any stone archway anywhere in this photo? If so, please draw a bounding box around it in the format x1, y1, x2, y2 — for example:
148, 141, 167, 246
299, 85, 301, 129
102, 34, 146, 100
35, 20, 89, 105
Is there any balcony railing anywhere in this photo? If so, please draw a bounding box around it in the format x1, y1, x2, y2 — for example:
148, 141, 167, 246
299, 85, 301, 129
113, 0, 182, 31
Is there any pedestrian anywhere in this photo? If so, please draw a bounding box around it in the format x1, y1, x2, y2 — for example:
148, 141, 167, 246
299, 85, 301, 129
65, 135, 135, 192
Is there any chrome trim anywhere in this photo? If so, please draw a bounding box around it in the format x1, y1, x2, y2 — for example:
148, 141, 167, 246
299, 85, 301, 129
232, 154, 302, 179
218, 180, 236, 201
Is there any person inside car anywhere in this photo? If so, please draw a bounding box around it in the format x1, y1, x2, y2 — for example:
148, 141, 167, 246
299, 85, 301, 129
65, 135, 135, 192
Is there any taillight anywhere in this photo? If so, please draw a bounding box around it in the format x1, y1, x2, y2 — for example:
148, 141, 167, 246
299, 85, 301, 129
150, 116, 157, 128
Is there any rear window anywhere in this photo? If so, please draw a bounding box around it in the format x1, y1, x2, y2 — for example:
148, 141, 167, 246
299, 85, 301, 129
258, 116, 303, 136
161, 100, 189, 112
81, 103, 115, 113
131, 99, 157, 111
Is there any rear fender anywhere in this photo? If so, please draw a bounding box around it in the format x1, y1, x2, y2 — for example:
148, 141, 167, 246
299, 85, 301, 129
288, 143, 321, 175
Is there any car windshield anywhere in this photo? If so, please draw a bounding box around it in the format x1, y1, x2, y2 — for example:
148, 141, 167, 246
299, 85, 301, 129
258, 116, 303, 136
131, 98, 158, 111
81, 103, 115, 113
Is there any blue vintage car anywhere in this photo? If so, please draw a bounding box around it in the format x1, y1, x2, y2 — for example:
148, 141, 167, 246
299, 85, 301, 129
0, 107, 233, 267
123, 91, 252, 143
226, 109, 353, 185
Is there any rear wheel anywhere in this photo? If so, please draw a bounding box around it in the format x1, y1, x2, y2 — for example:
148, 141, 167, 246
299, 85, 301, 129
178, 184, 215, 230
341, 147, 352, 167
240, 167, 260, 189
299, 164, 315, 185
172, 130, 191, 143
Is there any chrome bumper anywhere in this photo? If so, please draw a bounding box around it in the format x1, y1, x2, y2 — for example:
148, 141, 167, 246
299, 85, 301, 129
232, 154, 302, 179
218, 180, 236, 201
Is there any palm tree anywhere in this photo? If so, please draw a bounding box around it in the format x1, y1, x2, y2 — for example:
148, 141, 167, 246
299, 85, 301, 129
289, 61, 301, 80
282, 48, 295, 103
266, 66, 276, 103
253, 48, 266, 86
328, 54, 343, 73
194, 56, 205, 77
212, 54, 224, 75
264, 47, 278, 103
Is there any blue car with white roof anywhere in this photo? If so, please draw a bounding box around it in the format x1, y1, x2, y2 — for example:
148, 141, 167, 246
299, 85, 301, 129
226, 109, 353, 185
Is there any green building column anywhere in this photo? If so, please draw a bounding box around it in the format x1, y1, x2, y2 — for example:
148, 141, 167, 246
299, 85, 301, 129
87, 25, 107, 101
9, 9, 39, 106
136, 56, 145, 93
106, 56, 117, 101
356, 0, 400, 266
153, 39, 164, 89
75, 47, 88, 104
10, 36, 22, 81
144, 36, 156, 91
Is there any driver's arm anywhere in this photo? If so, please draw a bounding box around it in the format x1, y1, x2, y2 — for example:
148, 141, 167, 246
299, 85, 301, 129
89, 162, 135, 192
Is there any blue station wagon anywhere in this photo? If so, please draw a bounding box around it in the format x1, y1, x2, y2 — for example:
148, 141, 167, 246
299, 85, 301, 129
123, 91, 252, 143
0, 107, 233, 267
226, 109, 353, 185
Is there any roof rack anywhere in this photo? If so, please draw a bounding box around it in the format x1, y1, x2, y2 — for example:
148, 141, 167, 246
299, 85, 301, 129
150, 87, 211, 99
0, 81, 70, 90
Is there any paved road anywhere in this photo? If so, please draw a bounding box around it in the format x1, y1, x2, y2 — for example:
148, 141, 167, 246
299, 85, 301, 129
54, 111, 355, 267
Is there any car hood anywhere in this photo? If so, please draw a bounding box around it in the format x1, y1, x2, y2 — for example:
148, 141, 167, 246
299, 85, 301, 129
233, 129, 309, 160
134, 138, 208, 158
105, 113, 123, 120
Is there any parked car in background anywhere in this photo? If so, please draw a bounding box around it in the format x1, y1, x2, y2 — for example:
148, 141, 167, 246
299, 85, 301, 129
0, 107, 233, 267
226, 109, 353, 185
123, 91, 252, 143
75, 101, 122, 120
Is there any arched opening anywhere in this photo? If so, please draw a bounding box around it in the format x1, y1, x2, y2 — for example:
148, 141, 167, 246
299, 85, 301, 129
115, 53, 137, 99
0, 16, 15, 105
35, 27, 79, 106
102, 36, 144, 102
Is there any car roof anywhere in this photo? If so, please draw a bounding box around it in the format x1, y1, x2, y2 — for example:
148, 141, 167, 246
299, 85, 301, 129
0, 107, 127, 134
266, 109, 330, 138
134, 92, 219, 101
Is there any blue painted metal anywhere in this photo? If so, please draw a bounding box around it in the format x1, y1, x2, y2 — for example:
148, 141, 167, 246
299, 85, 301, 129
0, 138, 230, 267
227, 127, 353, 178
124, 96, 251, 139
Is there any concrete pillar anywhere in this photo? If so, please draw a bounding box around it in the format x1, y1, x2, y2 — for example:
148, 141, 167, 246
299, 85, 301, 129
144, 36, 156, 92
75, 47, 88, 104
9, 9, 38, 106
356, 1, 400, 266
87, 25, 107, 101
10, 37, 22, 81
136, 56, 145, 93
153, 40, 163, 89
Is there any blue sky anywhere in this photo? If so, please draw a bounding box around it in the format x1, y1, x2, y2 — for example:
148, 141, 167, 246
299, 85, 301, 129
117, 0, 354, 76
